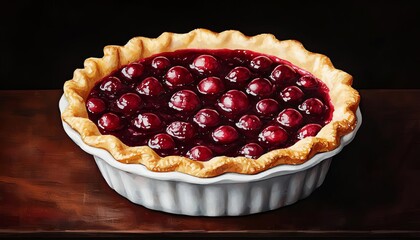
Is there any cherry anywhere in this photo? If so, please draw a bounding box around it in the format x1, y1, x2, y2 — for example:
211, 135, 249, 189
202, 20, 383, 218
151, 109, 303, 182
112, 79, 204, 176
99, 76, 124, 96
249, 56, 272, 72
218, 90, 249, 114
236, 115, 262, 132
270, 64, 297, 84
169, 90, 201, 112
255, 99, 279, 117
116, 93, 142, 115
296, 75, 318, 89
277, 108, 303, 128
197, 77, 224, 95
297, 124, 322, 140
280, 86, 304, 103
299, 98, 325, 115
121, 62, 144, 80
246, 78, 273, 97
88, 49, 333, 159
165, 66, 194, 87
258, 125, 288, 147
212, 125, 239, 144
193, 108, 221, 128
86, 97, 106, 114
225, 66, 251, 83
151, 56, 171, 70
98, 113, 122, 131
191, 54, 219, 74
132, 113, 162, 131
187, 146, 213, 161
166, 121, 196, 141
239, 143, 264, 159
148, 133, 175, 150
136, 77, 164, 97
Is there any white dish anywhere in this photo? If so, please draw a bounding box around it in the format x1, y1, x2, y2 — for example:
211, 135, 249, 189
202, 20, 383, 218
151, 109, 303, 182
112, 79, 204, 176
59, 94, 362, 216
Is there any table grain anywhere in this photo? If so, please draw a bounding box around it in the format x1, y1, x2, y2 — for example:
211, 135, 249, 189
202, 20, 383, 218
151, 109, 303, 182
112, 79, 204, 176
0, 89, 419, 239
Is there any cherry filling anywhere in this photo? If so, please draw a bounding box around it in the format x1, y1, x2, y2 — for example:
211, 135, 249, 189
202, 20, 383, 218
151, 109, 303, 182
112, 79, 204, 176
87, 49, 333, 159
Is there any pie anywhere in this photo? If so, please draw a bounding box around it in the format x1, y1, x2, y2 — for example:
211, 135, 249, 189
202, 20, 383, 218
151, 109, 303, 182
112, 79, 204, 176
61, 29, 360, 178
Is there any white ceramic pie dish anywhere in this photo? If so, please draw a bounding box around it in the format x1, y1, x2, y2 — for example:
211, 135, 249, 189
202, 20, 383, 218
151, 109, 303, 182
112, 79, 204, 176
59, 94, 362, 216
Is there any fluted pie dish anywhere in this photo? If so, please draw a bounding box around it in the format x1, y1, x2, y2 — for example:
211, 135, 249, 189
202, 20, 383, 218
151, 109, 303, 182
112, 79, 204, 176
60, 29, 361, 216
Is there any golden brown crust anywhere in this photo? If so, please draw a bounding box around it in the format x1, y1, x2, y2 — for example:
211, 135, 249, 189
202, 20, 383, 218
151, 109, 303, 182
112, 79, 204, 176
62, 28, 360, 178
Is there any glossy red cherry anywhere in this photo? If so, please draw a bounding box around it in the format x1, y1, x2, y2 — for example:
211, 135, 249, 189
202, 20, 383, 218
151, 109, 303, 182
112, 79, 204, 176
136, 77, 164, 97
169, 90, 201, 112
116, 93, 142, 115
256, 99, 279, 117
166, 121, 196, 141
197, 77, 224, 95
212, 125, 239, 144
270, 64, 297, 84
165, 66, 194, 87
151, 56, 171, 70
239, 143, 264, 159
296, 75, 318, 89
98, 113, 122, 131
148, 133, 175, 150
187, 146, 213, 161
297, 124, 322, 140
249, 56, 272, 72
218, 90, 249, 114
236, 115, 262, 132
280, 86, 304, 103
121, 62, 144, 80
86, 97, 106, 114
277, 108, 303, 128
246, 78, 273, 97
99, 76, 124, 96
258, 125, 288, 147
225, 66, 251, 83
299, 98, 325, 115
191, 54, 219, 74
132, 113, 162, 131
193, 108, 221, 128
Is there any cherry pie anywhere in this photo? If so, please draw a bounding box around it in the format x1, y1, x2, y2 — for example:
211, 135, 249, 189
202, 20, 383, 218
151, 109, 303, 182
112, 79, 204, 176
62, 29, 360, 177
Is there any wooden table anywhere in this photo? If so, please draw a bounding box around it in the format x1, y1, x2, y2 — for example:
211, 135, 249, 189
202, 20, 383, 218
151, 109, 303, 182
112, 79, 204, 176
0, 89, 419, 239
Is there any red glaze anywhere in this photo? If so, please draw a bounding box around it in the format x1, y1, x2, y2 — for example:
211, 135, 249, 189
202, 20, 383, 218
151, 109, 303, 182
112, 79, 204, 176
88, 49, 333, 158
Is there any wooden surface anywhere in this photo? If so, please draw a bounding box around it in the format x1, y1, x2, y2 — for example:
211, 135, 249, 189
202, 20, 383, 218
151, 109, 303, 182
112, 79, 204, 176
0, 89, 419, 239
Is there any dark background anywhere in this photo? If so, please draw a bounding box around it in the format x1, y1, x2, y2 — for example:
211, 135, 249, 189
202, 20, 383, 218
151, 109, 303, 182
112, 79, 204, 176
1, 0, 419, 90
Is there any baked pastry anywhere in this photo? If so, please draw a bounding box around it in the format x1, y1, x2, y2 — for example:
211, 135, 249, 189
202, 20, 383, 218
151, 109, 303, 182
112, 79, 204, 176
62, 28, 360, 178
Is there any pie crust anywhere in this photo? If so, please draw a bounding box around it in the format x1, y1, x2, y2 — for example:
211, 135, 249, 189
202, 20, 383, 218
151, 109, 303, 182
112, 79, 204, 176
62, 28, 360, 178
